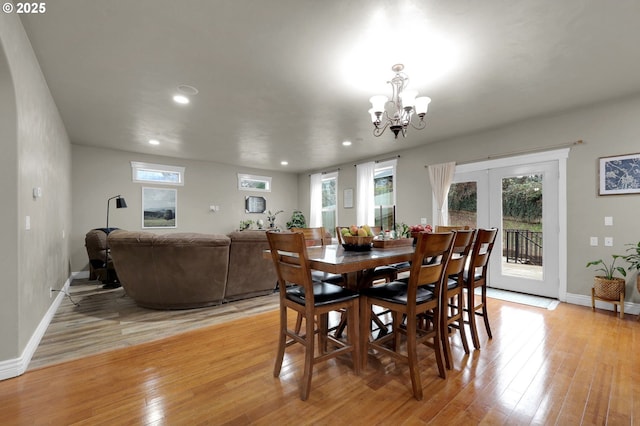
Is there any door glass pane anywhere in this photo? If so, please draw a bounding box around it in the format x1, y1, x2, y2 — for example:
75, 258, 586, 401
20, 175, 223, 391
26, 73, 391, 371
501, 175, 543, 280
448, 181, 477, 228
374, 165, 395, 231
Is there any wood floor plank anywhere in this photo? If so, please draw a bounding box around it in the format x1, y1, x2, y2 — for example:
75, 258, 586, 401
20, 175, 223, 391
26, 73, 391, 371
3, 281, 640, 425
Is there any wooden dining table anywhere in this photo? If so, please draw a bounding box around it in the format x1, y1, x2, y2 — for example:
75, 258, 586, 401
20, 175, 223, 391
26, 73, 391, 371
264, 242, 415, 290
303, 244, 415, 290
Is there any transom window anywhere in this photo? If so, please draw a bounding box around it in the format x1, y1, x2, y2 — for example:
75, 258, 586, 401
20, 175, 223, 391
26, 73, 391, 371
131, 161, 185, 186
238, 173, 272, 192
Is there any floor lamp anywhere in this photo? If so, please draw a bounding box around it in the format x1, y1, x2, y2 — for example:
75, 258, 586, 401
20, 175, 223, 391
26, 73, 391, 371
103, 195, 127, 289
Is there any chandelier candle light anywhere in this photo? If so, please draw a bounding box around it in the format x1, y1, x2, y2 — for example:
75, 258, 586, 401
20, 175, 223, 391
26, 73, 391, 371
369, 64, 431, 139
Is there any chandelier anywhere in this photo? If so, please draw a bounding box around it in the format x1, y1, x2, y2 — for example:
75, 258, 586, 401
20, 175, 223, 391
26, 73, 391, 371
368, 64, 431, 139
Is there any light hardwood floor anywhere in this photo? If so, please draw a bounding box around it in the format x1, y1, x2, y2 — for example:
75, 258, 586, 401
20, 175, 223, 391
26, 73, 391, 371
29, 279, 281, 370
4, 281, 640, 425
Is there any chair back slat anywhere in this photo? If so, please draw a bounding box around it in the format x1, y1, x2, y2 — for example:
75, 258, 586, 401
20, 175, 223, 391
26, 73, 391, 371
435, 225, 470, 233
446, 229, 476, 277
290, 227, 328, 246
470, 228, 498, 271
267, 231, 315, 304
408, 232, 455, 300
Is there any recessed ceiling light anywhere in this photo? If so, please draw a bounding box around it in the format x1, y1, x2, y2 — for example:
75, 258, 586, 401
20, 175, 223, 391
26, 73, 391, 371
173, 94, 190, 104
342, 140, 352, 146
281, 161, 289, 166
149, 139, 160, 145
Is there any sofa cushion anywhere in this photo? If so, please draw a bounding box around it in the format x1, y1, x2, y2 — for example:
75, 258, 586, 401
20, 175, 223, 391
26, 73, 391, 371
225, 231, 278, 301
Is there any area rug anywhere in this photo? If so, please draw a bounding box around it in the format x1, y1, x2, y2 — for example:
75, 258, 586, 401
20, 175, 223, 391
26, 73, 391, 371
478, 287, 560, 310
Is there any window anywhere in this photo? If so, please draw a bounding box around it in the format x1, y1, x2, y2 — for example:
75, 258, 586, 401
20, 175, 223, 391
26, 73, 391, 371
322, 172, 338, 236
238, 173, 272, 192
131, 161, 184, 186
374, 159, 396, 230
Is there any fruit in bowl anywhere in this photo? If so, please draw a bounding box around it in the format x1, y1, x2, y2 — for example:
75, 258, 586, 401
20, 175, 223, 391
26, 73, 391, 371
409, 224, 432, 233
409, 224, 432, 241
341, 225, 374, 249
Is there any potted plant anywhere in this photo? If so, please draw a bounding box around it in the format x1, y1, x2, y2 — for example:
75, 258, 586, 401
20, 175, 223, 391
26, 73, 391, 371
586, 254, 626, 300
265, 210, 283, 229
622, 241, 640, 293
286, 210, 306, 229
239, 219, 254, 231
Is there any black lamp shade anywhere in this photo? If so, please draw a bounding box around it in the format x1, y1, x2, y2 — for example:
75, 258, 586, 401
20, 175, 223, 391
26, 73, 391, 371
116, 197, 127, 208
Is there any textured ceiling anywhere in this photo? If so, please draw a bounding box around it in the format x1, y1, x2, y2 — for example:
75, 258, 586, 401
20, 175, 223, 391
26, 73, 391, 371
20, 0, 640, 172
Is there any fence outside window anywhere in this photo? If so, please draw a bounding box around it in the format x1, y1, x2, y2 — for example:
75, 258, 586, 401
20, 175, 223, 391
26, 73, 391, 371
503, 229, 542, 265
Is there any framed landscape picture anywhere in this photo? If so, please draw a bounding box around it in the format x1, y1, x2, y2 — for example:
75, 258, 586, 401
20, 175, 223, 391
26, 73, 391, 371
599, 152, 640, 195
142, 187, 177, 228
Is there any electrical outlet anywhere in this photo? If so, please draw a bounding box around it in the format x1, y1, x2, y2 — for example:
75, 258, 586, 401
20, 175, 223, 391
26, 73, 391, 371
604, 237, 613, 247
590, 237, 598, 246
420, 217, 427, 225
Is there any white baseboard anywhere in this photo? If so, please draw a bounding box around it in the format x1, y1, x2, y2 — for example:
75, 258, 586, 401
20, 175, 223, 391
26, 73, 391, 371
0, 275, 73, 381
565, 292, 640, 316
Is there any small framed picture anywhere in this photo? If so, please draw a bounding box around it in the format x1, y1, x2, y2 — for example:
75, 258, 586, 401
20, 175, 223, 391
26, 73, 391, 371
599, 153, 640, 195
142, 187, 177, 228
343, 188, 354, 208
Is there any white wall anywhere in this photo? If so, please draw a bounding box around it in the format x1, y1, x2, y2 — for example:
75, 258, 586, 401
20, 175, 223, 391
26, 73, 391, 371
0, 13, 72, 365
298, 94, 640, 302
71, 145, 300, 272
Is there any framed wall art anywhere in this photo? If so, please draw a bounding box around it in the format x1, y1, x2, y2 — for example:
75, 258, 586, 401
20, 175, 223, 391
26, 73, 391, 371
245, 196, 266, 213
142, 187, 177, 228
599, 152, 640, 195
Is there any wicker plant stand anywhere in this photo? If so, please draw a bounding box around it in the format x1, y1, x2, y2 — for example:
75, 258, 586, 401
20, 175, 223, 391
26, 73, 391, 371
591, 276, 625, 319
637, 275, 640, 321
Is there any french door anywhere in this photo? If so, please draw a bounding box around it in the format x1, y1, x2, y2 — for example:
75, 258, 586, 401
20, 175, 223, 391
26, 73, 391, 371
448, 151, 568, 299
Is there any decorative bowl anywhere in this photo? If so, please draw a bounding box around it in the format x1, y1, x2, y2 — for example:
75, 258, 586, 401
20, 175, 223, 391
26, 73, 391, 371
342, 235, 374, 251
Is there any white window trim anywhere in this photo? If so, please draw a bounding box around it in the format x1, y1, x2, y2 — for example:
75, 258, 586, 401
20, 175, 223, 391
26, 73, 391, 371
131, 161, 185, 186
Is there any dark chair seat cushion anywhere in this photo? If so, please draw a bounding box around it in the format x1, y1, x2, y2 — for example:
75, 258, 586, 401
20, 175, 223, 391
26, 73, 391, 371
311, 270, 344, 284
463, 270, 483, 282
361, 281, 434, 305
390, 261, 411, 271
373, 266, 398, 276
287, 282, 359, 306
424, 277, 460, 291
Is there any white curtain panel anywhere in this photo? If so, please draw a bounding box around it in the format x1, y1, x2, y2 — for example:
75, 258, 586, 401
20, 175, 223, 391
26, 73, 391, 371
428, 161, 456, 226
356, 162, 375, 226
309, 173, 322, 227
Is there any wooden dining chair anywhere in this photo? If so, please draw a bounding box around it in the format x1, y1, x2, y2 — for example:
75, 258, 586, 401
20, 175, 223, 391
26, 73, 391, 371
288, 228, 343, 335
291, 227, 342, 282
359, 231, 455, 400
420, 229, 476, 369
463, 228, 499, 350
290, 227, 331, 246
266, 231, 360, 401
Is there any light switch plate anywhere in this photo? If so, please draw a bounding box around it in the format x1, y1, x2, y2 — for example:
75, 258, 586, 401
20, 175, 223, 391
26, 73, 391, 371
604, 216, 613, 226
590, 237, 598, 246
420, 218, 427, 225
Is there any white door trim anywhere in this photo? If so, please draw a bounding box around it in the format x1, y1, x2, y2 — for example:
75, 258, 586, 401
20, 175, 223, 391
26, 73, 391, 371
438, 148, 568, 301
